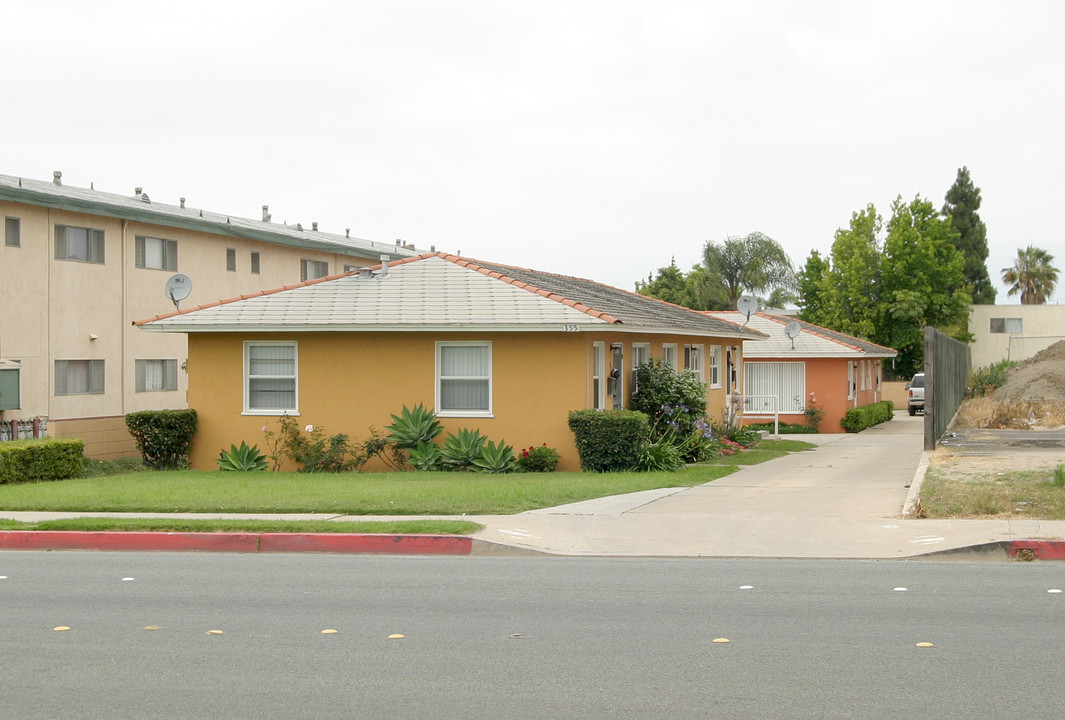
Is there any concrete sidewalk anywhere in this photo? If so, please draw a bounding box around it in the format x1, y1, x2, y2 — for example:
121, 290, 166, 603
3, 413, 1065, 558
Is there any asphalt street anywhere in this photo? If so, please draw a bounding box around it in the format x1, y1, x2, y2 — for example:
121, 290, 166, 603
3, 552, 1064, 719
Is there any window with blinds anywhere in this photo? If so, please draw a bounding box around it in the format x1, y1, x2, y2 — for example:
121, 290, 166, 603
437, 342, 491, 416
743, 361, 805, 413
244, 342, 298, 413
709, 345, 722, 388
135, 359, 178, 392
55, 360, 105, 395
55, 225, 105, 264
684, 344, 704, 380
135, 236, 178, 271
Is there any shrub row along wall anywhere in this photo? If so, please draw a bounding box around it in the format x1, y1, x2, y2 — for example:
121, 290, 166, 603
0, 439, 83, 483
840, 401, 894, 433
924, 326, 971, 450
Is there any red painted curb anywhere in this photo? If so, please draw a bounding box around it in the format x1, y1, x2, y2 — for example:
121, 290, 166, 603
1008, 540, 1065, 561
258, 533, 473, 555
0, 531, 260, 553
0, 531, 473, 555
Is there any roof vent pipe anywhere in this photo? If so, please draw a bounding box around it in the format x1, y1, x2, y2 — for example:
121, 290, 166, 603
395, 239, 401, 246
345, 228, 350, 238
180, 197, 186, 209
357, 267, 374, 281
135, 187, 142, 196
53, 171, 62, 186
312, 222, 318, 231
378, 255, 389, 278
262, 205, 270, 222
431, 245, 436, 252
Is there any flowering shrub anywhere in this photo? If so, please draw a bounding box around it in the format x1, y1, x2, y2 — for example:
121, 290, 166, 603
802, 393, 825, 432
517, 444, 560, 473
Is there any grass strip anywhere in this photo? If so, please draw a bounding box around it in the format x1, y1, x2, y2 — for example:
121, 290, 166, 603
0, 518, 483, 534
919, 465, 1065, 519
0, 439, 812, 515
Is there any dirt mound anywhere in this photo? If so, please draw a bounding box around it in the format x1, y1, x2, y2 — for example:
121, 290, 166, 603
997, 340, 1065, 401
953, 340, 1065, 429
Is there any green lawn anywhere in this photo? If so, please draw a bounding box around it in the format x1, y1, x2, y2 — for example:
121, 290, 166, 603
0, 439, 813, 517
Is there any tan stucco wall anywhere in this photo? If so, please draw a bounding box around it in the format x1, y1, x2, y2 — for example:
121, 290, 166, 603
968, 304, 1065, 368
185, 331, 745, 473
0, 197, 378, 432
50, 415, 139, 460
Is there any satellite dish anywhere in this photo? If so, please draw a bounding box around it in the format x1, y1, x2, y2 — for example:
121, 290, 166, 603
164, 273, 193, 311
735, 295, 758, 327
784, 321, 801, 349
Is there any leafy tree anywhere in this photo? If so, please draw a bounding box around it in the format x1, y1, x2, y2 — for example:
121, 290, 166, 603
1002, 245, 1060, 304
878, 195, 971, 376
819, 204, 883, 339
796, 249, 829, 323
702, 232, 796, 309
942, 167, 995, 304
635, 258, 695, 307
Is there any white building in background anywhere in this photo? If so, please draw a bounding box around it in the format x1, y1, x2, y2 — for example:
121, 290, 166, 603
968, 304, 1065, 368
0, 170, 420, 457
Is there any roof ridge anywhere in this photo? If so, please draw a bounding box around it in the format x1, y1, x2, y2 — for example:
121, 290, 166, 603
710, 311, 896, 354
434, 253, 622, 324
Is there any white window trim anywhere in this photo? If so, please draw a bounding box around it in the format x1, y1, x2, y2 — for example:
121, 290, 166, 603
684, 344, 705, 381
592, 341, 606, 410
662, 343, 678, 371
243, 341, 299, 416
709, 345, 722, 389
436, 341, 493, 418
847, 362, 856, 401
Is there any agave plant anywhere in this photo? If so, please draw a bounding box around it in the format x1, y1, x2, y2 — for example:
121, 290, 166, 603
407, 441, 444, 471
440, 427, 488, 470
216, 441, 268, 471
385, 403, 443, 449
473, 439, 517, 474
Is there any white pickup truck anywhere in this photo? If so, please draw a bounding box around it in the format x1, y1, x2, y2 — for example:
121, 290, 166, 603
907, 372, 925, 415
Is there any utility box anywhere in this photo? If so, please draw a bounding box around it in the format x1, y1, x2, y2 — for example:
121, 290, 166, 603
0, 362, 20, 410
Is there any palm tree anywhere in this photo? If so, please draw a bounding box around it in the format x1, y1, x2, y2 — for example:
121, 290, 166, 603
702, 232, 796, 309
1001, 245, 1059, 304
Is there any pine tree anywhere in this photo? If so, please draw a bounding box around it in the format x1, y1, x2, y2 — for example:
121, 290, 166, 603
942, 167, 995, 304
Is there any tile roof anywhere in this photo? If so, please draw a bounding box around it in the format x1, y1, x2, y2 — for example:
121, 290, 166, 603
137, 253, 767, 339
0, 172, 417, 261
705, 312, 897, 358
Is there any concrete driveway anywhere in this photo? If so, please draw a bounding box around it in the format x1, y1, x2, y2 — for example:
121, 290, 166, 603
472, 413, 1065, 557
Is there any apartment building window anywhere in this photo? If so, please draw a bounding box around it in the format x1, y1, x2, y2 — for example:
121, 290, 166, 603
631, 342, 650, 397
251, 251, 261, 274
4, 217, 19, 247
436, 342, 492, 416
55, 225, 105, 264
591, 342, 606, 410
226, 248, 237, 272
745, 361, 804, 413
55, 360, 105, 395
301, 259, 329, 281
990, 318, 1022, 334
135, 236, 178, 271
135, 359, 178, 392
683, 344, 705, 380
244, 342, 298, 414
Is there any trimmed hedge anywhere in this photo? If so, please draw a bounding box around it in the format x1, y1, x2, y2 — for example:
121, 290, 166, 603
840, 401, 895, 433
567, 409, 649, 472
125, 409, 198, 469
0, 438, 84, 484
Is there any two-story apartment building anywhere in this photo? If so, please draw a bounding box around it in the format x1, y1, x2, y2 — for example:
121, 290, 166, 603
0, 170, 419, 457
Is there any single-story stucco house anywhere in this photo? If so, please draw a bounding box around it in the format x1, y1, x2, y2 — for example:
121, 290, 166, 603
706, 312, 897, 433
137, 253, 766, 471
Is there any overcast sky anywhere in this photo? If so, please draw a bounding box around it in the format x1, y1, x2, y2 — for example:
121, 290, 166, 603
5, 1, 1063, 304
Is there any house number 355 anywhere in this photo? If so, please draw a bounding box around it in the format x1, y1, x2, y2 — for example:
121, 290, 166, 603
562, 324, 580, 332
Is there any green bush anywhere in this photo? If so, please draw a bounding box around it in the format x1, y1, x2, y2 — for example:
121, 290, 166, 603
277, 416, 357, 472
125, 409, 198, 469
840, 401, 895, 433
568, 409, 649, 472
745, 422, 819, 435
473, 439, 518, 474
440, 427, 489, 470
632, 359, 708, 438
407, 441, 444, 471
635, 439, 685, 472
517, 445, 561, 473
0, 438, 84, 484
385, 403, 443, 449
216, 442, 268, 471
970, 359, 1017, 397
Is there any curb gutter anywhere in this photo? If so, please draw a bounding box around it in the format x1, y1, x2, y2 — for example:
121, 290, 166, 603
917, 539, 1065, 562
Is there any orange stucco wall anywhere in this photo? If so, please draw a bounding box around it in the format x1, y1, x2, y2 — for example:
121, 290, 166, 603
185, 331, 744, 472
740, 357, 886, 433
